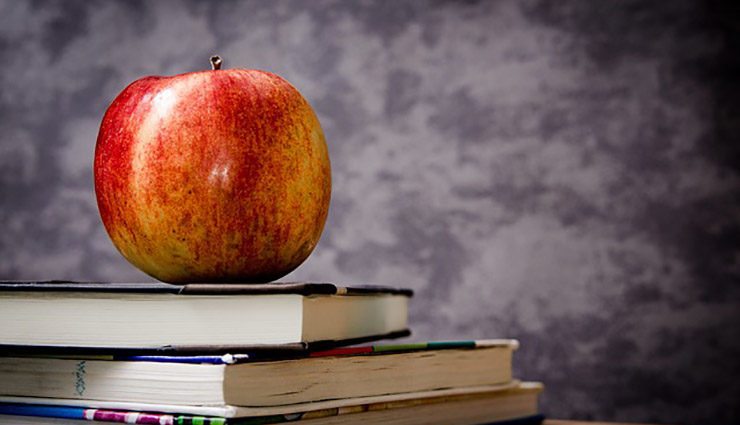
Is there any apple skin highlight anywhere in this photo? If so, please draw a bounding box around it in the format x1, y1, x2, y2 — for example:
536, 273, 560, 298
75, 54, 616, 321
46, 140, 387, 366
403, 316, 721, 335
94, 61, 331, 283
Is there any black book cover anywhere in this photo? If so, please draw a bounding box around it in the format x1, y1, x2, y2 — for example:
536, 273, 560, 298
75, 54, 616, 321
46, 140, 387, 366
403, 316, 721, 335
0, 280, 413, 297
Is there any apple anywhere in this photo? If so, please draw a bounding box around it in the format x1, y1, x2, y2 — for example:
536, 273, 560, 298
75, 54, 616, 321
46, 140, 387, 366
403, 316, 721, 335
94, 56, 331, 283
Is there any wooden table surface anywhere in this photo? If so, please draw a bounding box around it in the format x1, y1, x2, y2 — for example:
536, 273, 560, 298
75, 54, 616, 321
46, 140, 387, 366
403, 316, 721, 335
545, 420, 661, 425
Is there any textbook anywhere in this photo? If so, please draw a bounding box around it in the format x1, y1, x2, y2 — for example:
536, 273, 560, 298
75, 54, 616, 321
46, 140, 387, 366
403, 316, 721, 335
0, 281, 411, 353
0, 382, 544, 424
0, 340, 518, 407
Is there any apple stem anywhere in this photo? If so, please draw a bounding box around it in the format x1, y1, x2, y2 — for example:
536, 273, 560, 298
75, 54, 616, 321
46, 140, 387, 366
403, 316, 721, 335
210, 55, 223, 70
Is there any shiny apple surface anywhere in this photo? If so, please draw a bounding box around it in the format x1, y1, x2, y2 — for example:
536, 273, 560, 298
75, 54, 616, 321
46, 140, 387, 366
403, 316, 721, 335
94, 66, 331, 283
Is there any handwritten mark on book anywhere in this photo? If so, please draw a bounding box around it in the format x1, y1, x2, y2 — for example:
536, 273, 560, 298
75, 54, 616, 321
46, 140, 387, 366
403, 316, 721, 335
75, 361, 86, 396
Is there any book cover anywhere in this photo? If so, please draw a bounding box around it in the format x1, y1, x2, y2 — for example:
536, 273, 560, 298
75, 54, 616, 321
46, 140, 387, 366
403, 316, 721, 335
9, 339, 517, 363
0, 281, 413, 297
0, 330, 413, 357
0, 406, 545, 425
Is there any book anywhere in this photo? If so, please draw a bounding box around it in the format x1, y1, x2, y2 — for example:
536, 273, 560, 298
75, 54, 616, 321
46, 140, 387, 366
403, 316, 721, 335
0, 382, 524, 418
0, 340, 518, 407
0, 382, 544, 424
0, 281, 411, 353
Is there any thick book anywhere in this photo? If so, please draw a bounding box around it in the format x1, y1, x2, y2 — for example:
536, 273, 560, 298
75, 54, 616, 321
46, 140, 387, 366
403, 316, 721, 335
0, 281, 411, 353
0, 340, 517, 407
0, 382, 544, 424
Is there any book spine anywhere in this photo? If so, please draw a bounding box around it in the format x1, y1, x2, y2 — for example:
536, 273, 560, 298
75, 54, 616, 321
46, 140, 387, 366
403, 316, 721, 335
308, 346, 373, 357
0, 404, 86, 420
373, 341, 478, 352
0, 404, 229, 425
86, 409, 228, 425
309, 340, 479, 357
115, 354, 249, 364
85, 409, 174, 424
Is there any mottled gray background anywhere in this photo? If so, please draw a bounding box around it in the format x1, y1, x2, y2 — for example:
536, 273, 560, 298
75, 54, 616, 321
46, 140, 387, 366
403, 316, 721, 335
1, 1, 738, 424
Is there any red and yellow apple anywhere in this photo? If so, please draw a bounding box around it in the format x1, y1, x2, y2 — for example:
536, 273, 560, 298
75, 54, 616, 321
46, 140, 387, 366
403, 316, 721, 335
94, 56, 331, 283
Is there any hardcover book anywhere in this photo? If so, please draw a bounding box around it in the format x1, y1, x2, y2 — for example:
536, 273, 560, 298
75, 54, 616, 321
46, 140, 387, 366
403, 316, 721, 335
0, 281, 411, 353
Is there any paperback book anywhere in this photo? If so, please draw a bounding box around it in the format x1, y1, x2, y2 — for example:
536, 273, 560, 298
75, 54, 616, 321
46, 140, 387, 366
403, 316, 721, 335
0, 340, 518, 407
0, 382, 544, 425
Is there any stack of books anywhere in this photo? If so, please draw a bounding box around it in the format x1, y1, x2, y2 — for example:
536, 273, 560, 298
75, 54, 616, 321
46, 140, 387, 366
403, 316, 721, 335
0, 281, 544, 424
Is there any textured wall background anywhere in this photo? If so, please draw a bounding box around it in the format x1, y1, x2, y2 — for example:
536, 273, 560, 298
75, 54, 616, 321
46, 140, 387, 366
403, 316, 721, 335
0, 1, 738, 424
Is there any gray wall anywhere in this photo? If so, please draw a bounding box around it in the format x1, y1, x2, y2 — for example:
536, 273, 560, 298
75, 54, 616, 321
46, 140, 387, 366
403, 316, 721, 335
1, 1, 738, 424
